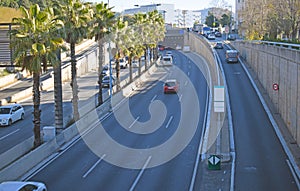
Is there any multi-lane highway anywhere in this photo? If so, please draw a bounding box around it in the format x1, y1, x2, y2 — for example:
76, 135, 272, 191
21, 50, 210, 190
1, 32, 299, 190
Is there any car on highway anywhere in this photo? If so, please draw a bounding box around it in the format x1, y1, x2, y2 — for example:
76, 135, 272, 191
214, 42, 223, 49
0, 181, 47, 191
0, 103, 25, 126
161, 55, 173, 66
227, 34, 236, 41
165, 50, 173, 58
207, 33, 216, 40
101, 75, 116, 88
226, 50, 239, 63
163, 79, 179, 94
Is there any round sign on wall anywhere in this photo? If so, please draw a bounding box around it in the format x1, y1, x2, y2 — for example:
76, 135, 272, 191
273, 83, 279, 91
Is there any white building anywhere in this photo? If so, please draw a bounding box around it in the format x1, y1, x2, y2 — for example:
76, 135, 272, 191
123, 4, 175, 25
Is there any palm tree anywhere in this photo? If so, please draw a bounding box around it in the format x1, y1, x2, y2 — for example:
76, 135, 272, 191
111, 18, 128, 91
53, 0, 93, 121
90, 2, 115, 106
11, 4, 64, 147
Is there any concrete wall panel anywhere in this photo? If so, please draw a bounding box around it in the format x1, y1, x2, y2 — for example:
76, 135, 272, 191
231, 41, 300, 146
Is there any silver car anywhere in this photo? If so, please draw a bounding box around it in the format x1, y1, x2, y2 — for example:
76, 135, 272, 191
0, 104, 25, 126
0, 181, 47, 191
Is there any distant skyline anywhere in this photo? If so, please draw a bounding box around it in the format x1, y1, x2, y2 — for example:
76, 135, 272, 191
86, 0, 236, 12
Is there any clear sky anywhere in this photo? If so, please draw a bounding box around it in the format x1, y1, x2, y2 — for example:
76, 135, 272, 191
88, 0, 236, 12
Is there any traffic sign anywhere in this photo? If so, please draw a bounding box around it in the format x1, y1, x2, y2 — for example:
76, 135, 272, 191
225, 26, 229, 34
208, 155, 221, 170
273, 83, 279, 91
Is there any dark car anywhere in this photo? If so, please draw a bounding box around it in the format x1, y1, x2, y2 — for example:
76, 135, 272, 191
214, 42, 223, 49
227, 34, 236, 41
215, 31, 222, 37
102, 75, 115, 88
226, 50, 239, 63
101, 65, 110, 77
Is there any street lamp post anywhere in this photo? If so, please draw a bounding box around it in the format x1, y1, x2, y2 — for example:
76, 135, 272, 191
108, 0, 113, 108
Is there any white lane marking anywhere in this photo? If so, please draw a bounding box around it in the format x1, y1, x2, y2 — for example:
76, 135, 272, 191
0, 129, 20, 141
82, 154, 106, 179
151, 95, 157, 102
166, 116, 174, 128
188, 72, 190, 76
184, 81, 188, 86
128, 116, 140, 129
129, 156, 152, 191
179, 94, 183, 102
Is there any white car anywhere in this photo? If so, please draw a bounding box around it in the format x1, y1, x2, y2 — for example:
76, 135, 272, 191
119, 58, 128, 69
0, 181, 47, 191
207, 33, 216, 40
131, 60, 139, 68
0, 103, 25, 126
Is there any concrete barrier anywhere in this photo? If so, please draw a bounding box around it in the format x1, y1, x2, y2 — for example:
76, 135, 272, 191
0, 137, 59, 182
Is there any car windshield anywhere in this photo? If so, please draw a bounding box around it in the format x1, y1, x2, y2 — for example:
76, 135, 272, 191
103, 76, 110, 80
0, 108, 10, 114
165, 82, 176, 87
163, 57, 171, 61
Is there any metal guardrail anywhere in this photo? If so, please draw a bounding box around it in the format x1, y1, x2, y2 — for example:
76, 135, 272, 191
252, 40, 300, 50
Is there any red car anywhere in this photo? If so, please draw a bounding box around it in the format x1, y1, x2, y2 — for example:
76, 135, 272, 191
164, 79, 179, 94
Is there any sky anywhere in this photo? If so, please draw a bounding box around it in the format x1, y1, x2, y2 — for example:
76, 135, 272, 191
88, 0, 236, 12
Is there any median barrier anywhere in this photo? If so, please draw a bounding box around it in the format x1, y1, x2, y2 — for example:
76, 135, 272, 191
0, 137, 59, 182
0, 137, 34, 171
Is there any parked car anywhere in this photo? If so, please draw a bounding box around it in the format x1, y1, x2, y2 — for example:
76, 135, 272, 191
215, 31, 222, 37
226, 50, 239, 63
207, 33, 216, 40
101, 75, 116, 88
0, 181, 47, 191
227, 34, 236, 41
131, 60, 139, 68
119, 58, 127, 69
101, 65, 110, 77
0, 103, 25, 126
164, 79, 179, 94
214, 42, 223, 49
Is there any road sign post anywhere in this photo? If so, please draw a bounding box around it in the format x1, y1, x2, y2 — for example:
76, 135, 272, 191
208, 155, 221, 170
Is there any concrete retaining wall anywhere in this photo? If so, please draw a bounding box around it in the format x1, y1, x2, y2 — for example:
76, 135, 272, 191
231, 41, 300, 146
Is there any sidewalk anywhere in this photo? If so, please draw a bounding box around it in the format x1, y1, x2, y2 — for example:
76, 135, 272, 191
0, 39, 97, 106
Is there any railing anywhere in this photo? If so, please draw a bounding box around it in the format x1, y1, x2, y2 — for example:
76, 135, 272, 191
252, 40, 300, 50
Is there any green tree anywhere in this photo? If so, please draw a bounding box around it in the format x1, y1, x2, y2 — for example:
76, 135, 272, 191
11, 4, 64, 147
90, 2, 115, 106
53, 0, 93, 121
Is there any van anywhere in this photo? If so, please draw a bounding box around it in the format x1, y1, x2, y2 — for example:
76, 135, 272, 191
226, 50, 239, 63
162, 55, 173, 66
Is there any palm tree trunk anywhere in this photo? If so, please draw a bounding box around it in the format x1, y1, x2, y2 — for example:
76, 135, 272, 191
144, 47, 148, 70
70, 42, 80, 121
128, 56, 132, 82
116, 59, 120, 91
138, 58, 141, 76
54, 49, 63, 130
97, 38, 104, 106
33, 72, 41, 148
